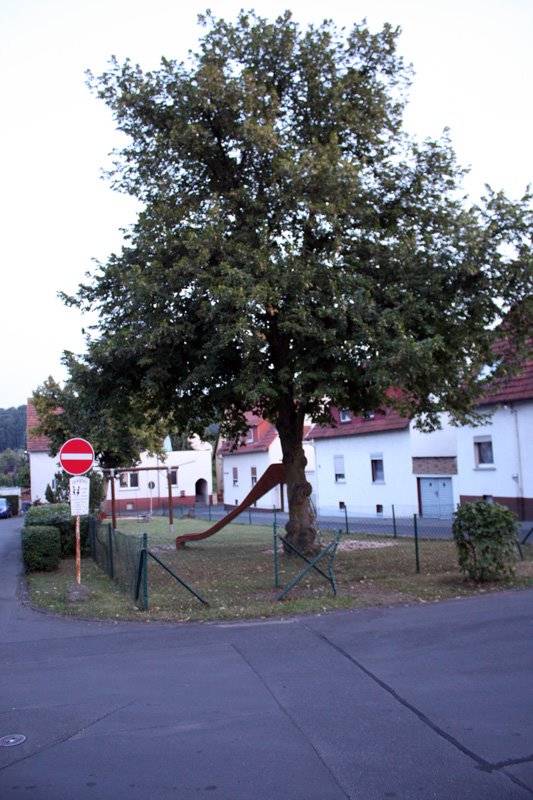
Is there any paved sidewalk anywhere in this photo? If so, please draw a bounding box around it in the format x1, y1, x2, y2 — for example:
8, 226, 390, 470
1, 516, 532, 799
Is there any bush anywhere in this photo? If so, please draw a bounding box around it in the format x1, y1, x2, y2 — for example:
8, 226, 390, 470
21, 525, 61, 572
452, 501, 519, 582
24, 503, 90, 557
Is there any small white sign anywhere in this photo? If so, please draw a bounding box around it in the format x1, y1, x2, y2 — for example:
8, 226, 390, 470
70, 476, 90, 516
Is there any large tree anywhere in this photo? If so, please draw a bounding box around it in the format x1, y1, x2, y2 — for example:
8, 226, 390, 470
68, 11, 532, 552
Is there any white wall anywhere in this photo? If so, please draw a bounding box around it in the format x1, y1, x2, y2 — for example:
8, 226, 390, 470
107, 449, 213, 505
29, 451, 59, 503
313, 429, 418, 516
456, 402, 533, 505
222, 439, 315, 511
409, 415, 457, 457
223, 450, 278, 509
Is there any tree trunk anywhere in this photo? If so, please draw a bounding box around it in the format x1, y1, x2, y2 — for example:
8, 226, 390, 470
276, 400, 320, 556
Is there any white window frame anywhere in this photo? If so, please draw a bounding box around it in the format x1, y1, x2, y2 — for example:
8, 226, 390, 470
334, 455, 345, 483
370, 454, 385, 483
474, 436, 494, 468
119, 472, 138, 489
339, 409, 351, 423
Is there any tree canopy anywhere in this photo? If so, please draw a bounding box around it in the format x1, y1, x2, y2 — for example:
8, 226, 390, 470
33, 354, 167, 472
0, 406, 27, 452
65, 11, 532, 551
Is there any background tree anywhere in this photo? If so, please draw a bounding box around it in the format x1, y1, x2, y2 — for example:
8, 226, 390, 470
0, 406, 27, 452
45, 469, 105, 514
68, 11, 531, 552
33, 353, 167, 505
0, 448, 26, 484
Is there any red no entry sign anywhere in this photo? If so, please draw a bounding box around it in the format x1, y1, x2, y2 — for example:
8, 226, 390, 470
59, 438, 95, 476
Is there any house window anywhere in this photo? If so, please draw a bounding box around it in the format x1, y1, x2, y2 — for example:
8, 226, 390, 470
246, 428, 254, 443
474, 437, 494, 466
171, 470, 177, 486
119, 472, 138, 488
340, 409, 351, 423
232, 467, 238, 486
251, 467, 257, 485
371, 456, 384, 483
334, 455, 345, 483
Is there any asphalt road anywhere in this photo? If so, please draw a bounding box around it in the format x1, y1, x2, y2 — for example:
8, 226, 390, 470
1, 515, 532, 799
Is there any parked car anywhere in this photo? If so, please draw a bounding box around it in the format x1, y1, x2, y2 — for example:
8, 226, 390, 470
0, 498, 12, 518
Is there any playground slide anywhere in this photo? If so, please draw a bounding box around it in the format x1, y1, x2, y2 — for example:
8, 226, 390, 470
176, 463, 285, 548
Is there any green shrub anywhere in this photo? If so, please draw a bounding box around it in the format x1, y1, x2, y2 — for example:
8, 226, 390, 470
24, 504, 90, 557
452, 501, 519, 582
21, 525, 61, 572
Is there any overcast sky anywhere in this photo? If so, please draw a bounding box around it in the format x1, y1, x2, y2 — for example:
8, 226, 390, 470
1, 0, 531, 409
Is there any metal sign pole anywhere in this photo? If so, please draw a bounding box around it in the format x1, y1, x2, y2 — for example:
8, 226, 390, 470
75, 514, 81, 585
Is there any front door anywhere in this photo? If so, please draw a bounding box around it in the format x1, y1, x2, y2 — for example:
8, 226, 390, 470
419, 477, 453, 518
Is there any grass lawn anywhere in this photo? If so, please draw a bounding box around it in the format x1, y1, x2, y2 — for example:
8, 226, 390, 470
25, 516, 533, 623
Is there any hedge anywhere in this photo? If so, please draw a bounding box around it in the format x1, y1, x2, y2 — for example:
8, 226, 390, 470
21, 525, 61, 572
24, 504, 90, 557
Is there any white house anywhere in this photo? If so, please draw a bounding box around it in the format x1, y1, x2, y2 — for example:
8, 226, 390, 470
106, 446, 213, 515
219, 412, 315, 511
309, 407, 422, 517
454, 359, 533, 520
309, 357, 533, 521
27, 400, 59, 503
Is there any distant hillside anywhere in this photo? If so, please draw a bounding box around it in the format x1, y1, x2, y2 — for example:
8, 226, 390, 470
0, 405, 27, 451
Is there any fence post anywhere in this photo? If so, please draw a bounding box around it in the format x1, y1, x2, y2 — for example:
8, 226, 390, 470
344, 505, 349, 535
392, 505, 397, 538
141, 533, 149, 611
273, 507, 280, 587
413, 514, 420, 574
107, 523, 114, 579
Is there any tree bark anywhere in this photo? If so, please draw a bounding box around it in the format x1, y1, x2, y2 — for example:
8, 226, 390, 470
276, 399, 320, 556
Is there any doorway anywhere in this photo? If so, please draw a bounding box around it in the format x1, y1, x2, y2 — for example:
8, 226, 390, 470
419, 477, 453, 518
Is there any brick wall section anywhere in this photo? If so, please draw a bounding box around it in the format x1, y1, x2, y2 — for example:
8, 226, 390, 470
460, 495, 533, 522
412, 457, 457, 475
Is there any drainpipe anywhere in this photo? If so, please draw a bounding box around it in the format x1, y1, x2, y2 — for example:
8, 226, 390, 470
510, 404, 525, 520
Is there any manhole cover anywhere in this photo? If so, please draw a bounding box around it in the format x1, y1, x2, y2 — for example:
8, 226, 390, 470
0, 734, 26, 747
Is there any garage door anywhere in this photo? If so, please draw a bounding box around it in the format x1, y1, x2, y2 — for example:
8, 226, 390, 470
419, 477, 454, 518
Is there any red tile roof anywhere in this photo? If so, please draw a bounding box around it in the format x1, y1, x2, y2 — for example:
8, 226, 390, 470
478, 359, 533, 406
310, 407, 410, 440
220, 416, 279, 455
26, 399, 53, 453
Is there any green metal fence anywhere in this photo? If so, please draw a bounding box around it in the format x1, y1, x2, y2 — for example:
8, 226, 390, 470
90, 514, 530, 614
90, 520, 207, 610
91, 520, 146, 603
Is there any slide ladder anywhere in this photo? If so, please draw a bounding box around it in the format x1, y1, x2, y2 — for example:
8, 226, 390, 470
176, 463, 285, 548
